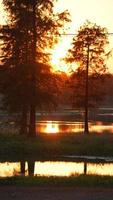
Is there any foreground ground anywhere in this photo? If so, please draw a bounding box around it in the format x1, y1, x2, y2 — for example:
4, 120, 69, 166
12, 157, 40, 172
1, 132, 113, 160
0, 186, 113, 200
0, 133, 113, 198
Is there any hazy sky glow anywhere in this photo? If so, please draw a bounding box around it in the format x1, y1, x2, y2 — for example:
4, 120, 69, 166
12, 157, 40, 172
0, 0, 6, 25
53, 0, 113, 73
55, 0, 113, 34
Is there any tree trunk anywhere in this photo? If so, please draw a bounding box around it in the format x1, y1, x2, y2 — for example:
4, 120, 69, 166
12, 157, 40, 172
28, 0, 37, 137
84, 44, 89, 134
29, 104, 36, 137
20, 106, 28, 135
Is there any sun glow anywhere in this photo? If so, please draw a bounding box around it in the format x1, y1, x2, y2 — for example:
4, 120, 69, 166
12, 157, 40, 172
0, 1, 7, 25
50, 35, 75, 74
51, 46, 66, 67
50, 31, 79, 75
51, 45, 78, 74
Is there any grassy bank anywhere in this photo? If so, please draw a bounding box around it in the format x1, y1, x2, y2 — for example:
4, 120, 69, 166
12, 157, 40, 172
0, 132, 113, 160
0, 175, 113, 187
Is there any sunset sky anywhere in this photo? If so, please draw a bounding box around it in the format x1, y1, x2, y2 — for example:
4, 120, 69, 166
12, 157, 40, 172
55, 0, 113, 32
52, 0, 113, 73
0, 0, 113, 73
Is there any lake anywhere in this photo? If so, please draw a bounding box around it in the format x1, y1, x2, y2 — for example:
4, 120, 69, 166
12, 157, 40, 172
0, 107, 113, 134
36, 107, 113, 134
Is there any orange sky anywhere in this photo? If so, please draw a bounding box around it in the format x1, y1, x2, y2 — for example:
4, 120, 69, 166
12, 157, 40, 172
52, 0, 113, 73
55, 0, 113, 32
0, 0, 6, 25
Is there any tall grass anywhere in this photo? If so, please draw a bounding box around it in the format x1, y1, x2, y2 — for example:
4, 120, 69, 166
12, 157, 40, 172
0, 132, 113, 161
0, 175, 113, 187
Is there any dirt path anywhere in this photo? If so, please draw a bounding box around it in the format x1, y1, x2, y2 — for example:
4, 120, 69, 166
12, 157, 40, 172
0, 186, 113, 200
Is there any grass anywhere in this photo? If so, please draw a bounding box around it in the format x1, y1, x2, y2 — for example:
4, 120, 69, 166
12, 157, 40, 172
0, 132, 113, 161
0, 175, 113, 187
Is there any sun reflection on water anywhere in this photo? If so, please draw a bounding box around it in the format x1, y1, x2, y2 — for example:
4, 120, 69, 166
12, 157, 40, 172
43, 121, 59, 134
36, 120, 113, 134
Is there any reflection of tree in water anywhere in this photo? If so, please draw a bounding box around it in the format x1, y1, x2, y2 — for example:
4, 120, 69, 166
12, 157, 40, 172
20, 161, 26, 176
20, 161, 87, 176
84, 162, 87, 175
20, 161, 35, 176
28, 161, 35, 176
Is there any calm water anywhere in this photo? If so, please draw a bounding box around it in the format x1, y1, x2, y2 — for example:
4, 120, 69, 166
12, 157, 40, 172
1, 160, 113, 177
36, 120, 113, 134
35, 106, 113, 134
1, 120, 113, 134
1, 107, 113, 134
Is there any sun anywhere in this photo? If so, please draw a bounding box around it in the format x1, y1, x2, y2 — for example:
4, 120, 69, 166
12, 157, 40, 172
50, 36, 78, 74
51, 47, 78, 74
51, 47, 69, 74
51, 47, 70, 74
51, 47, 66, 67
51, 46, 78, 75
50, 36, 73, 74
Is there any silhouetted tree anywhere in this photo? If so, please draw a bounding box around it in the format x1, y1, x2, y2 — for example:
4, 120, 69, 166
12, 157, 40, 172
1, 0, 70, 136
68, 70, 106, 109
67, 21, 108, 134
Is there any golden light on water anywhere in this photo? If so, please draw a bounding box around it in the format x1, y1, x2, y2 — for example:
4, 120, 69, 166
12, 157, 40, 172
34, 162, 83, 176
44, 121, 59, 134
36, 121, 113, 134
1, 161, 113, 177
34, 162, 113, 177
87, 163, 113, 176
90, 122, 113, 134
0, 162, 20, 177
